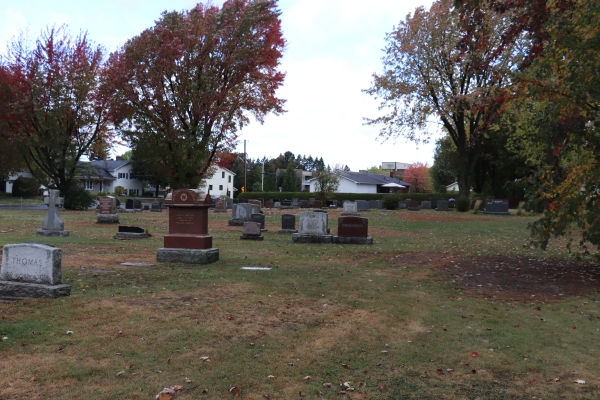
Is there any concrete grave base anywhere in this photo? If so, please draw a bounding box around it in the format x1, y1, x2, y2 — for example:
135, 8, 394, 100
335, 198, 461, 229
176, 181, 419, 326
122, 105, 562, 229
228, 219, 245, 226
435, 208, 451, 212
114, 232, 148, 240
240, 235, 264, 241
483, 211, 511, 215
340, 212, 360, 216
292, 234, 333, 244
407, 208, 421, 212
278, 229, 298, 234
0, 280, 70, 298
332, 236, 373, 245
96, 214, 119, 223
36, 229, 69, 237
213, 209, 228, 213
156, 248, 219, 264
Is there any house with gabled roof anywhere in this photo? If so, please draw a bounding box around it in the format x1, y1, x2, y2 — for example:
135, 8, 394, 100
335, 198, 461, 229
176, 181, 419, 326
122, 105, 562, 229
308, 170, 412, 194
80, 159, 144, 196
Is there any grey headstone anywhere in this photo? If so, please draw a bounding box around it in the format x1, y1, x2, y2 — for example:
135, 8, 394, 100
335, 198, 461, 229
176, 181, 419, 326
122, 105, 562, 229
298, 212, 328, 235
1, 243, 62, 285
342, 201, 358, 214
243, 221, 261, 236
42, 190, 64, 231
226, 198, 233, 209
420, 201, 431, 209
292, 198, 299, 207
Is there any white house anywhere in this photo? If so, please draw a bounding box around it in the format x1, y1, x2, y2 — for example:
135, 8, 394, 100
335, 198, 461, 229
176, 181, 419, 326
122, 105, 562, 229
82, 160, 144, 196
198, 166, 235, 197
308, 171, 411, 194
1, 171, 34, 194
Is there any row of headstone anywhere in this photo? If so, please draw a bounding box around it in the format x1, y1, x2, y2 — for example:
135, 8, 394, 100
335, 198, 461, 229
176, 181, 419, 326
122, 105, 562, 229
288, 212, 372, 244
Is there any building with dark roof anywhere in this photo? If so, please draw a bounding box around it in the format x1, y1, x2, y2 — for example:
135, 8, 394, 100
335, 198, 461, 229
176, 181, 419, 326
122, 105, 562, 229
79, 160, 144, 195
307, 170, 412, 194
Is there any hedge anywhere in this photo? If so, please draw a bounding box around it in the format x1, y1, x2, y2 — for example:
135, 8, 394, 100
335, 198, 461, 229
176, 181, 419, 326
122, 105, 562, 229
238, 192, 459, 203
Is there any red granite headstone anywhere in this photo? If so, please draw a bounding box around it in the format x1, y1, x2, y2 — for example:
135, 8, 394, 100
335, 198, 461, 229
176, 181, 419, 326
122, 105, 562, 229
248, 199, 262, 210
163, 189, 213, 249
313, 200, 322, 209
98, 196, 116, 215
265, 200, 275, 208
337, 216, 368, 237
214, 198, 226, 212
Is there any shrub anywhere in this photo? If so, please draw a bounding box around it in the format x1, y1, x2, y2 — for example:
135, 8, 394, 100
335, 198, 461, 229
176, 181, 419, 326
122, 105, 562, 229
438, 185, 447, 193
114, 186, 127, 196
11, 176, 39, 197
143, 190, 154, 197
64, 185, 95, 210
455, 196, 470, 212
383, 194, 401, 210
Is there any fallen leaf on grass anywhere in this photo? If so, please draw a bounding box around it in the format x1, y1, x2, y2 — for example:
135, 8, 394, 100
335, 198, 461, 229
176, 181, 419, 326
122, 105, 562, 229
575, 379, 586, 384
230, 386, 240, 397
185, 377, 192, 383
323, 382, 332, 388
341, 363, 350, 369
199, 356, 210, 362
446, 369, 454, 372
66, 330, 73, 335
303, 376, 311, 380
436, 369, 444, 375
343, 382, 352, 388
471, 352, 478, 357
116, 371, 124, 376
267, 375, 276, 379
155, 385, 183, 400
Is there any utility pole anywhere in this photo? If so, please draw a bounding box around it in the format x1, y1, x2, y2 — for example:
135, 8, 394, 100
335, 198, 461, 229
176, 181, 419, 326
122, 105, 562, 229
261, 159, 265, 191
243, 140, 247, 192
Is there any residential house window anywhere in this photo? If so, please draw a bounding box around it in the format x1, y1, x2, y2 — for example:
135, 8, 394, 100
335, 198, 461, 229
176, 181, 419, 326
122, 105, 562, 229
128, 189, 139, 196
209, 185, 213, 190
85, 180, 94, 190
228, 176, 231, 183
219, 185, 223, 190
222, 172, 225, 178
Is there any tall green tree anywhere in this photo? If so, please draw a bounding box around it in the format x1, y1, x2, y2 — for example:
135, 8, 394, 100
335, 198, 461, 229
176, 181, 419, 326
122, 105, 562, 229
282, 162, 298, 192
364, 0, 523, 198
0, 26, 112, 194
106, 0, 286, 190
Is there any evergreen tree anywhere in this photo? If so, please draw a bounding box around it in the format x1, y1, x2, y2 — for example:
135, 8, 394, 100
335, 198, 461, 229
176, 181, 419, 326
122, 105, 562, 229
282, 162, 298, 192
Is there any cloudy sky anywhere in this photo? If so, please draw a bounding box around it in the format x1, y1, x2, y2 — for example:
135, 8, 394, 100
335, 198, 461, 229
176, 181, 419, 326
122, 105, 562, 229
0, 0, 436, 171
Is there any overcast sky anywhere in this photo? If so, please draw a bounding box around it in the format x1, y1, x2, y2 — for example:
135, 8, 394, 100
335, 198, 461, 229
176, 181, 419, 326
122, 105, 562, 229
0, 0, 436, 171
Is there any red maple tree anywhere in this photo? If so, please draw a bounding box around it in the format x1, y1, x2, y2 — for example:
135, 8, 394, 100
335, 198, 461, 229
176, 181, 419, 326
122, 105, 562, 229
403, 162, 432, 193
106, 0, 286, 189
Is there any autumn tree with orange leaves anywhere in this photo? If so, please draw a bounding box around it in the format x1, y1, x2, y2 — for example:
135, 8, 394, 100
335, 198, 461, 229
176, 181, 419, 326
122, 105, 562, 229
402, 162, 432, 193
106, 0, 286, 190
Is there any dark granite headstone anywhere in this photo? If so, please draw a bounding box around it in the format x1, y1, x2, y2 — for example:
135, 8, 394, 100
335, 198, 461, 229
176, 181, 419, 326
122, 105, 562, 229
151, 202, 162, 212
125, 199, 134, 210
420, 201, 431, 209
299, 200, 309, 208
251, 213, 266, 231
436, 200, 449, 211
118, 226, 145, 233
133, 199, 142, 209
484, 199, 510, 215
281, 214, 296, 230
308, 198, 315, 207
356, 200, 369, 211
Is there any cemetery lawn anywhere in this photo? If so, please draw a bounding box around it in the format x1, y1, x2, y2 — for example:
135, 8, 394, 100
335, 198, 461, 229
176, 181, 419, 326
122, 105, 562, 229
1, 208, 599, 399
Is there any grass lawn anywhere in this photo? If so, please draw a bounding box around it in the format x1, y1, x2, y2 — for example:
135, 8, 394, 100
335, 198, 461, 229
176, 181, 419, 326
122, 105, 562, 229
0, 208, 599, 399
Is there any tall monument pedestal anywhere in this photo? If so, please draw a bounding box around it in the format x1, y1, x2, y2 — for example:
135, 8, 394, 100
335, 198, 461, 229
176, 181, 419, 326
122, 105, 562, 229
156, 189, 219, 265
